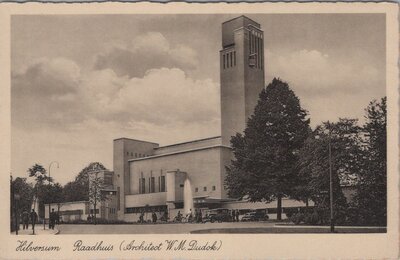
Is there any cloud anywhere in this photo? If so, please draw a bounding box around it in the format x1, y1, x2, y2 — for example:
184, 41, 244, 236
265, 49, 383, 97
265, 49, 385, 127
81, 67, 220, 125
12, 58, 85, 128
94, 32, 199, 78
12, 57, 219, 131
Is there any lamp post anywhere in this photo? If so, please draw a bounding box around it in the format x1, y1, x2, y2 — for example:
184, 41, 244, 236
14, 193, 20, 235
327, 122, 335, 233
47, 161, 59, 229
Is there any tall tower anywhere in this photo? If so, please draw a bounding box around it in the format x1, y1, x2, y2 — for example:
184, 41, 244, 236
220, 16, 265, 146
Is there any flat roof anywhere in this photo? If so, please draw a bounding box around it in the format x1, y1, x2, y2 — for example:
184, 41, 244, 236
222, 15, 261, 27
155, 136, 221, 149
129, 144, 231, 162
113, 137, 159, 145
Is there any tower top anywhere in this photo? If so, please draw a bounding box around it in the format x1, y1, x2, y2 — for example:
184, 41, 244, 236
222, 16, 261, 48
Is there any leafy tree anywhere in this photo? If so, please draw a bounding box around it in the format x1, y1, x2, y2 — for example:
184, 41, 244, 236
62, 162, 106, 202
225, 78, 310, 220
11, 177, 34, 213
27, 164, 49, 218
41, 183, 64, 209
88, 171, 108, 224
296, 120, 362, 224
353, 97, 386, 226
28, 164, 49, 184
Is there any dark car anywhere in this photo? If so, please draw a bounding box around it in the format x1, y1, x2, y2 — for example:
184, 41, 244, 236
203, 209, 231, 223
241, 211, 269, 222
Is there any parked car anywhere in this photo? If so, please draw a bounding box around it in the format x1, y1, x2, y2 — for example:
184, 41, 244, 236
203, 209, 231, 223
241, 211, 269, 222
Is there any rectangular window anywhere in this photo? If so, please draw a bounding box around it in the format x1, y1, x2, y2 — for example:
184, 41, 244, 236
223, 54, 225, 69
212, 186, 216, 191
151, 177, 155, 193
160, 176, 166, 192
117, 187, 120, 210
135, 153, 137, 157
233, 51, 236, 66
203, 187, 207, 191
139, 178, 146, 194
195, 187, 198, 192
230, 52, 233, 67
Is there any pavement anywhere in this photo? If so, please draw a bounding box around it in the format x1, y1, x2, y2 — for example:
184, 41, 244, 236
56, 222, 386, 234
12, 224, 59, 235
57, 221, 276, 234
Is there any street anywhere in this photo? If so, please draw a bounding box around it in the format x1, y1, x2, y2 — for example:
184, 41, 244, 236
57, 221, 276, 234
56, 222, 386, 234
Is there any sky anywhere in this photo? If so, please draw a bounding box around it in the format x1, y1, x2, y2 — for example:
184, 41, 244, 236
11, 14, 386, 185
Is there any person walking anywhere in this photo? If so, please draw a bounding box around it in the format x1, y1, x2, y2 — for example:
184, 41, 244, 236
232, 210, 236, 223
49, 208, 56, 230
30, 209, 38, 234
152, 212, 157, 223
22, 210, 29, 230
235, 209, 240, 222
139, 212, 144, 223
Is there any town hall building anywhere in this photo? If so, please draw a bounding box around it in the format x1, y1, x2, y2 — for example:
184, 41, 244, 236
111, 16, 307, 222
46, 16, 309, 223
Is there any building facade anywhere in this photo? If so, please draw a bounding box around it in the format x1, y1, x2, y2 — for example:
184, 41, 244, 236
109, 16, 309, 222
51, 16, 309, 223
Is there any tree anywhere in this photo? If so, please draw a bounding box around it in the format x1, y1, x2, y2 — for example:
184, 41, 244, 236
225, 78, 310, 220
27, 164, 49, 218
41, 183, 64, 210
353, 97, 386, 225
296, 120, 362, 224
12, 177, 34, 213
88, 171, 107, 225
62, 162, 106, 202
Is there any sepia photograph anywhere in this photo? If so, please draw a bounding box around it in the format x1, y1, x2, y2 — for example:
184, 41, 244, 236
1, 2, 398, 259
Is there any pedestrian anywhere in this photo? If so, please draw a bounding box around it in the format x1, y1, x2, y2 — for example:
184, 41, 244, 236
56, 210, 60, 225
22, 210, 29, 230
139, 212, 144, 223
50, 208, 56, 230
30, 209, 38, 232
236, 209, 240, 222
198, 209, 203, 223
152, 212, 157, 223
232, 210, 236, 223
176, 211, 182, 222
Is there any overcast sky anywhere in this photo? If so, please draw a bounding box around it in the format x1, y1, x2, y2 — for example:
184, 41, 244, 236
11, 14, 386, 185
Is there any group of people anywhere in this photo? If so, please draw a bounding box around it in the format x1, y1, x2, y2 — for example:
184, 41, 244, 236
20, 208, 59, 231
138, 210, 169, 223
174, 209, 203, 223
49, 208, 59, 229
231, 209, 240, 222
86, 214, 96, 223
21, 209, 38, 231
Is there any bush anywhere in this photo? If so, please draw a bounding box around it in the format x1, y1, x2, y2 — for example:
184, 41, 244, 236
290, 213, 304, 225
304, 211, 320, 225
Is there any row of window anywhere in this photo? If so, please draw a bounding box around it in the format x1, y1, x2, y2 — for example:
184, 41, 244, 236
126, 151, 150, 158
125, 205, 167, 214
139, 175, 166, 194
249, 29, 263, 69
194, 185, 216, 192
223, 51, 236, 69
109, 208, 116, 214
